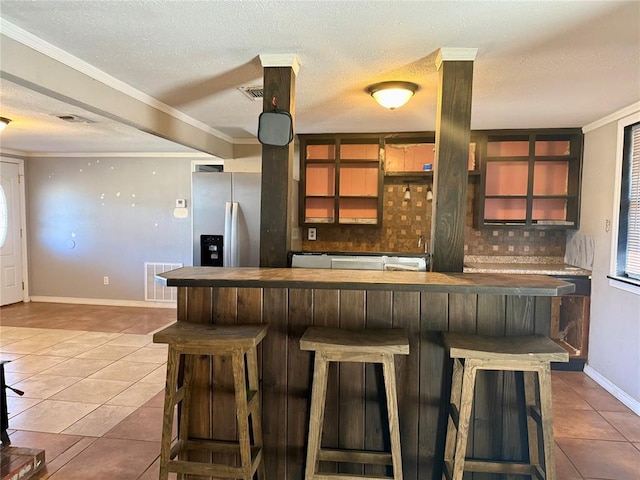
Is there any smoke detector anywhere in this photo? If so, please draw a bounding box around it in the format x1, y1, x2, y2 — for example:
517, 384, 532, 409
238, 86, 264, 101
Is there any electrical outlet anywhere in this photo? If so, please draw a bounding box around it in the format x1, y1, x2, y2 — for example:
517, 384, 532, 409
103, 276, 109, 285
308, 228, 317, 241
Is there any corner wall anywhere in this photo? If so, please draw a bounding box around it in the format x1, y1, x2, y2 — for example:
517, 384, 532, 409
582, 105, 640, 410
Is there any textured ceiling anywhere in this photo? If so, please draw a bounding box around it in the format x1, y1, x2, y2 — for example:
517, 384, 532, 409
1, 0, 639, 154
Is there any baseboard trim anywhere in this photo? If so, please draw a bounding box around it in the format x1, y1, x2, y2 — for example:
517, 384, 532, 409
583, 365, 640, 416
29, 296, 176, 309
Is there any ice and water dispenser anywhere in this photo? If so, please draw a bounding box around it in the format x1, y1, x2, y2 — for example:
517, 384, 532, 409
200, 235, 223, 266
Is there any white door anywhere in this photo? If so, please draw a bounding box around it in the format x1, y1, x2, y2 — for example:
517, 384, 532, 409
0, 161, 24, 306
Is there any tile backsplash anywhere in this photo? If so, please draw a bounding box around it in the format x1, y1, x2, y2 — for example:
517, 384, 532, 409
301, 180, 567, 256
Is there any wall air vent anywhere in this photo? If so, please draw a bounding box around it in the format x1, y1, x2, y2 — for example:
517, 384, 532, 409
238, 86, 264, 101
54, 114, 96, 123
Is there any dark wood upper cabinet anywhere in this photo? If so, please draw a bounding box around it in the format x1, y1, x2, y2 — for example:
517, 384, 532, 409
474, 128, 583, 229
299, 134, 383, 226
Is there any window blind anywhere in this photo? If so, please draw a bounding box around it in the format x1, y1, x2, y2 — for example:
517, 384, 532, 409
626, 124, 640, 279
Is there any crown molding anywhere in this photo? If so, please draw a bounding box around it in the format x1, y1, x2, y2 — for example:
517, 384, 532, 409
259, 54, 300, 76
436, 47, 478, 70
0, 148, 29, 158
582, 101, 640, 133
22, 151, 216, 158
0, 19, 235, 144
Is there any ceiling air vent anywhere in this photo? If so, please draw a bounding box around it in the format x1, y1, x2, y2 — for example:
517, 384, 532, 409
238, 86, 264, 101
55, 114, 96, 123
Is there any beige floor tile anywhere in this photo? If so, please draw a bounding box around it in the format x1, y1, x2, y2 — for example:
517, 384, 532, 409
557, 437, 640, 480
40, 357, 114, 377
64, 331, 122, 345
75, 344, 138, 361
9, 374, 83, 399
600, 410, 640, 442
106, 382, 164, 407
5, 355, 69, 374
105, 333, 153, 347
554, 442, 582, 479
0, 352, 24, 362
634, 442, 640, 452
139, 364, 167, 386
6, 396, 43, 418
0, 327, 49, 340
4, 370, 32, 384
1, 338, 61, 354
29, 330, 86, 342
89, 360, 158, 382
32, 342, 100, 357
0, 337, 19, 346
576, 386, 633, 412
552, 380, 593, 410
62, 405, 137, 437
120, 345, 168, 364
554, 408, 626, 441
51, 378, 132, 404
9, 399, 100, 434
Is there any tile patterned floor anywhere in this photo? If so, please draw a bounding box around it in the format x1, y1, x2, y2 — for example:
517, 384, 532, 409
2, 302, 640, 479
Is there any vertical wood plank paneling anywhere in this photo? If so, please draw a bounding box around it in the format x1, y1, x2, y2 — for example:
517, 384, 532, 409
261, 288, 288, 479
393, 291, 421, 480
364, 290, 393, 477
288, 288, 313, 480
185, 287, 214, 465
474, 295, 506, 480
212, 287, 238, 472
313, 289, 340, 474
503, 296, 535, 479
534, 297, 551, 335
419, 292, 448, 480
338, 290, 366, 475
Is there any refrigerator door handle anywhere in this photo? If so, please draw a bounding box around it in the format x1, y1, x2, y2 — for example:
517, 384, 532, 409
230, 202, 239, 267
224, 201, 233, 267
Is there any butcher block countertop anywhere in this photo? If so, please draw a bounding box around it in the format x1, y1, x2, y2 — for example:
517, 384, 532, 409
157, 266, 575, 296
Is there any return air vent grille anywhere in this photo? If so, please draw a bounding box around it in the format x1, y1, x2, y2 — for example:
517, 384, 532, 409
54, 114, 96, 123
144, 262, 182, 302
238, 86, 264, 100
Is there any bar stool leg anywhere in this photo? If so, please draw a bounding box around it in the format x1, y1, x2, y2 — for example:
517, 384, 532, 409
246, 345, 265, 480
160, 346, 180, 480
452, 360, 478, 480
537, 364, 557, 480
305, 353, 329, 480
524, 369, 542, 476
382, 354, 403, 480
232, 349, 252, 479
443, 357, 463, 480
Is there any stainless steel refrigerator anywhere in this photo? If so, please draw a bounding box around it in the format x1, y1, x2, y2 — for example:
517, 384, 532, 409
192, 172, 261, 267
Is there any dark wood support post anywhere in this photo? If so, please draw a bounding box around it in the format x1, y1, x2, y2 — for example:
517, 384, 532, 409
430, 48, 476, 272
259, 55, 298, 267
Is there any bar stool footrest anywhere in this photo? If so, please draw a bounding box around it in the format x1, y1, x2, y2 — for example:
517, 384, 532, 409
463, 459, 545, 478
318, 447, 393, 466
312, 474, 396, 480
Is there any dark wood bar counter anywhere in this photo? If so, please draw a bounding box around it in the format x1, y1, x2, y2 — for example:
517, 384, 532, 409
157, 267, 574, 480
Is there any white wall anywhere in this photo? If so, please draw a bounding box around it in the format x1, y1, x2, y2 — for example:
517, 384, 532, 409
582, 104, 640, 410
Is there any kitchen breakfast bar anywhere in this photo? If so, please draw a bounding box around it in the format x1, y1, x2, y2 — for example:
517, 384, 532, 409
157, 267, 574, 480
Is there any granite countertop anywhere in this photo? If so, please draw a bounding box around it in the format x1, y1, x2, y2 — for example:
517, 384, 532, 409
463, 256, 592, 276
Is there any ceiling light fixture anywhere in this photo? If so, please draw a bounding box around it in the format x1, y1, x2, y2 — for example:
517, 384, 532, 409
366, 81, 419, 110
0, 117, 12, 132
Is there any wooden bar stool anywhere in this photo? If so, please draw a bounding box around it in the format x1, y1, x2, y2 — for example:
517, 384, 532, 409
441, 332, 569, 480
153, 322, 267, 480
300, 326, 409, 480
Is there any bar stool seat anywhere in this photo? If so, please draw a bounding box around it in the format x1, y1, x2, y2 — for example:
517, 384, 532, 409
153, 322, 268, 480
441, 332, 569, 480
300, 326, 409, 480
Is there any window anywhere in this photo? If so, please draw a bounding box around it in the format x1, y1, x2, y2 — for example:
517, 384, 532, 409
615, 120, 640, 282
